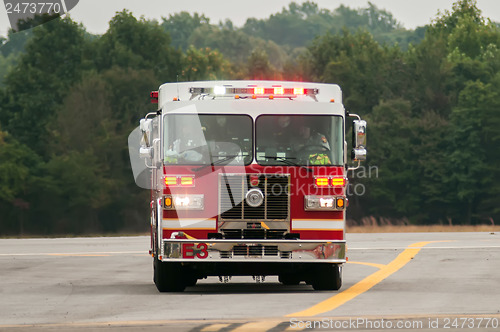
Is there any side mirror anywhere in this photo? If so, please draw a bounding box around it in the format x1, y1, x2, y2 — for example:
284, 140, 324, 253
140, 118, 152, 132
140, 118, 153, 148
138, 117, 158, 168
352, 120, 367, 161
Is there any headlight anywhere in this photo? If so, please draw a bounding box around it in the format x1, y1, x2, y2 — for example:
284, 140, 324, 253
164, 194, 204, 210
304, 195, 345, 211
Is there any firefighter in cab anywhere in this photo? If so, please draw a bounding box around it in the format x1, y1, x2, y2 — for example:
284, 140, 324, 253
293, 119, 332, 165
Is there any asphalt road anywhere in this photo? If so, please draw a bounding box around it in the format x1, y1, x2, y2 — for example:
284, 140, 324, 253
0, 232, 499, 331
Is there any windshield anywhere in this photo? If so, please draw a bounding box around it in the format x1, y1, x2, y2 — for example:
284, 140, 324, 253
164, 114, 253, 165
256, 115, 343, 166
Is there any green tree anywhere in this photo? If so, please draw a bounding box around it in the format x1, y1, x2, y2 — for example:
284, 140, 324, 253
0, 129, 39, 203
0, 128, 44, 234
94, 10, 182, 82
161, 12, 210, 51
405, 32, 453, 116
447, 81, 488, 223
432, 0, 484, 35
188, 23, 288, 69
0, 29, 32, 86
478, 73, 500, 221
242, 2, 332, 48
1, 17, 89, 155
180, 46, 233, 81
306, 29, 406, 115
360, 99, 451, 224
363, 2, 402, 33
242, 2, 420, 50
281, 47, 310, 81
245, 49, 277, 80
0, 29, 32, 57
445, 12, 500, 92
360, 99, 419, 219
0, 52, 18, 87
47, 67, 156, 232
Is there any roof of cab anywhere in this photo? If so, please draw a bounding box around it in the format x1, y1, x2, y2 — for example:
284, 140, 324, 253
157, 80, 342, 109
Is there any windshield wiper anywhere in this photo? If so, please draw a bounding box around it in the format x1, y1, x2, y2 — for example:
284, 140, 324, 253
263, 156, 313, 173
192, 155, 239, 172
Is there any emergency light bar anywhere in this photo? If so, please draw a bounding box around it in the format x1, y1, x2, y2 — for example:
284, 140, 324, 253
189, 86, 318, 99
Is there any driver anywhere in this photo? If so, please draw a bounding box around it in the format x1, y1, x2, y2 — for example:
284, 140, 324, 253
292, 122, 331, 165
293, 123, 330, 151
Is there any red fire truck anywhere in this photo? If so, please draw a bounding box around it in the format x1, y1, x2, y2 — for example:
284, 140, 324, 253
128, 80, 366, 292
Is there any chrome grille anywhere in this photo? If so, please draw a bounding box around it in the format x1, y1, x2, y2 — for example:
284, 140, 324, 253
219, 174, 290, 221
219, 245, 283, 258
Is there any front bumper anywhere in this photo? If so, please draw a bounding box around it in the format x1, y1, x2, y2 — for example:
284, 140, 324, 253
162, 239, 346, 263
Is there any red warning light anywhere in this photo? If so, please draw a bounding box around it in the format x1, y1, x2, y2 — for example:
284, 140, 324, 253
150, 91, 159, 104
254, 87, 264, 95
274, 87, 284, 95
293, 88, 304, 95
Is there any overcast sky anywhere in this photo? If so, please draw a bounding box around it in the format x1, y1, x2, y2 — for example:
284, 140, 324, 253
1, 0, 500, 37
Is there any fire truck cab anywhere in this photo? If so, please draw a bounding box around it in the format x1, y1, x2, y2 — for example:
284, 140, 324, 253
128, 80, 366, 292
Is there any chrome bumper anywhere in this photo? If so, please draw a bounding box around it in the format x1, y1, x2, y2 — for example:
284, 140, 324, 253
162, 239, 346, 263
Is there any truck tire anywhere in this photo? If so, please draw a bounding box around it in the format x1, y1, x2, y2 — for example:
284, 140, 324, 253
153, 258, 186, 292
279, 274, 301, 285
185, 274, 198, 287
311, 264, 342, 291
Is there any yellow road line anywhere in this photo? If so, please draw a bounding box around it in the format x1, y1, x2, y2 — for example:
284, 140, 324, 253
286, 241, 448, 317
232, 321, 282, 331
347, 261, 386, 269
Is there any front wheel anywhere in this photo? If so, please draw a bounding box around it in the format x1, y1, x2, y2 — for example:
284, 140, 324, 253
185, 274, 198, 287
311, 264, 342, 291
279, 274, 301, 285
153, 258, 186, 292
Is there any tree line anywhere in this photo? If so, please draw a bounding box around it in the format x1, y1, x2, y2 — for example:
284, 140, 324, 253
0, 0, 499, 235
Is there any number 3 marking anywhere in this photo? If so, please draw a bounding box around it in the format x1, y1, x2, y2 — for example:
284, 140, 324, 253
196, 243, 208, 259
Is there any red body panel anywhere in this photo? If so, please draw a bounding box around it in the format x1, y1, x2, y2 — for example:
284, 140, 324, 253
296, 230, 344, 240
163, 229, 213, 239
160, 164, 345, 241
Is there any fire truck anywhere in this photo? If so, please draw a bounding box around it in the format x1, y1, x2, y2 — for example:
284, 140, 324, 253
128, 80, 367, 292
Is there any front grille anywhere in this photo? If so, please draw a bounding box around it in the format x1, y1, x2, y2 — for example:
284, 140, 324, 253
219, 174, 289, 221
242, 229, 266, 239
280, 251, 292, 259
267, 230, 287, 239
248, 245, 263, 256
232, 245, 268, 257
233, 245, 248, 256
221, 229, 287, 240
220, 251, 232, 258
223, 229, 242, 239
264, 246, 279, 256
218, 245, 287, 258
